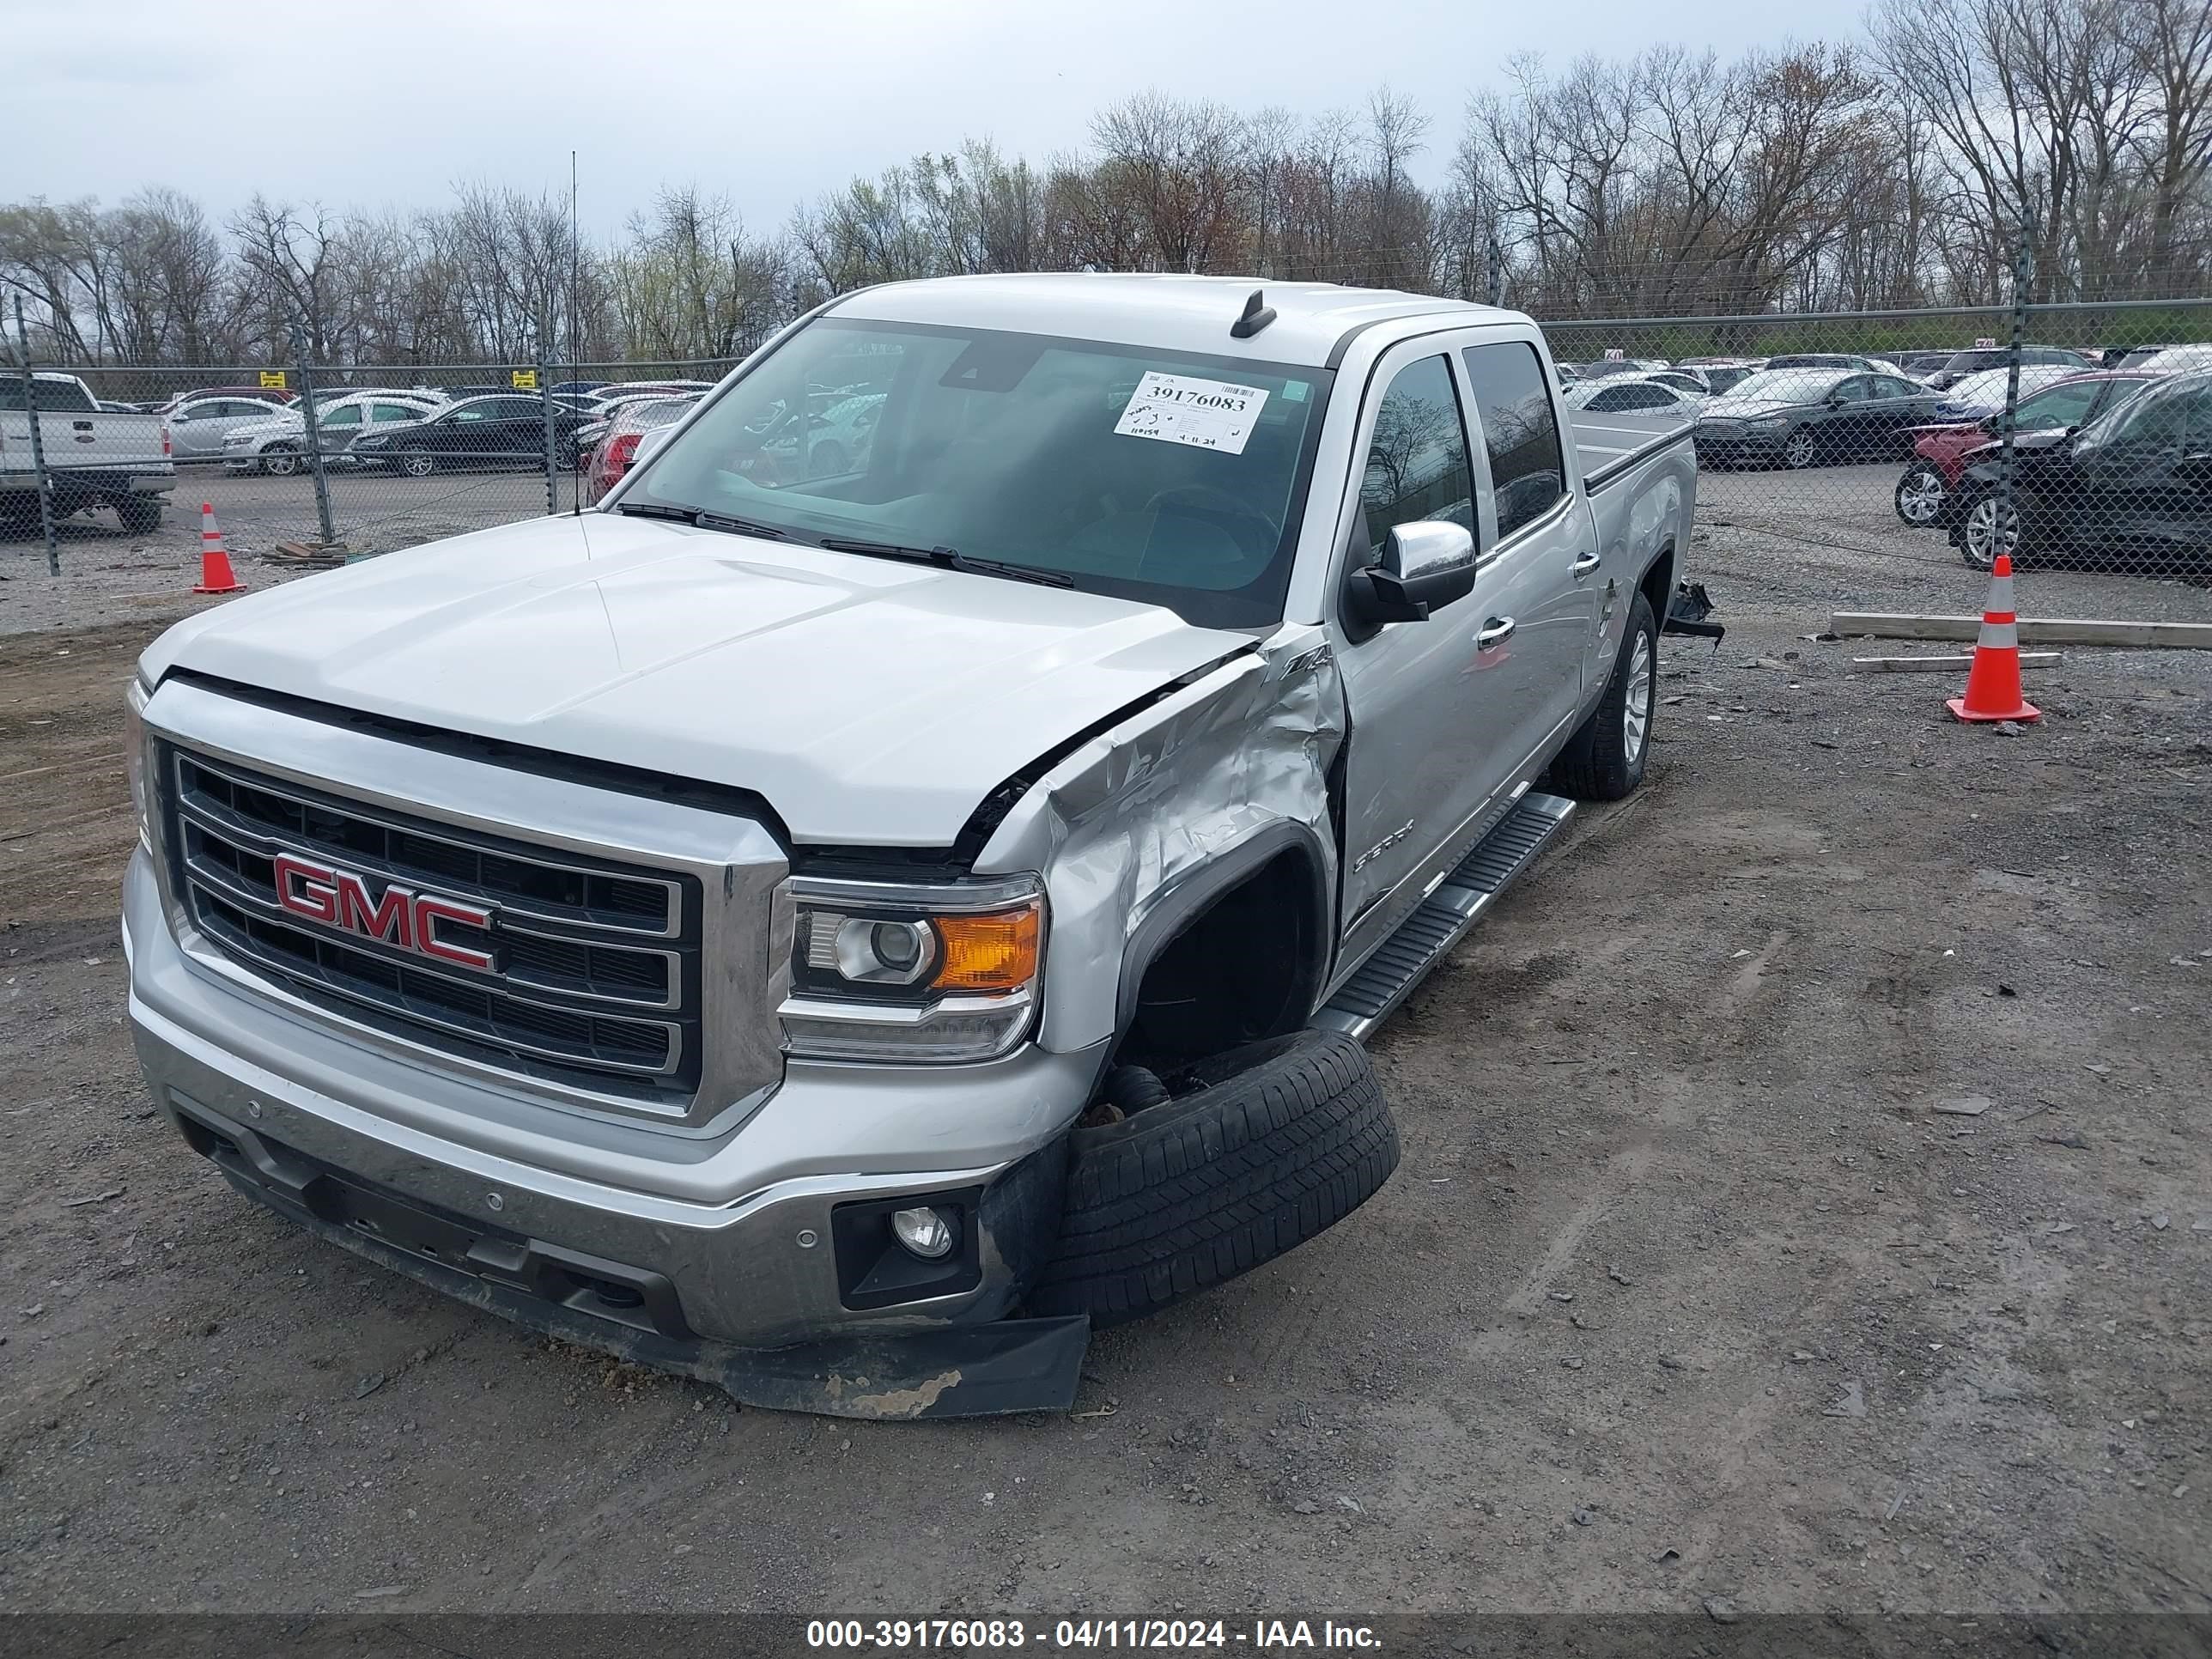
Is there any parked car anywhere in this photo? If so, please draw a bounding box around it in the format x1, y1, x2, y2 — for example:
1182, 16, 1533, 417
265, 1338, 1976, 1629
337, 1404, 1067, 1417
1893, 370, 2158, 527
1761, 352, 1905, 378
1694, 367, 1951, 468
1921, 345, 2094, 391
2124, 343, 2212, 375
587, 380, 717, 408
2, 372, 174, 533
222, 392, 446, 475
1923, 363, 2087, 424
121, 273, 1701, 1418
1938, 368, 2212, 568
349, 393, 595, 476
1571, 357, 1670, 381
1892, 351, 1954, 380
1562, 377, 1705, 422
155, 386, 296, 416
548, 380, 611, 397
580, 396, 698, 503
1674, 358, 1762, 397
169, 394, 310, 463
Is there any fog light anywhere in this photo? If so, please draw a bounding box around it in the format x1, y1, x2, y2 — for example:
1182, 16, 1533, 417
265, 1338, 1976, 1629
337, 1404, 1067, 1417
890, 1206, 956, 1260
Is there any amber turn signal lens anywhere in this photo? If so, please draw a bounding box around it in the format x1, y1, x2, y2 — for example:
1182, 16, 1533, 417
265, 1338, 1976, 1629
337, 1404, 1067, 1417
930, 906, 1042, 993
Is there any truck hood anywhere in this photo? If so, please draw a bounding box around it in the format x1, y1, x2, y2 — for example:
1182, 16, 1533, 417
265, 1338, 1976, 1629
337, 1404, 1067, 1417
142, 514, 1252, 847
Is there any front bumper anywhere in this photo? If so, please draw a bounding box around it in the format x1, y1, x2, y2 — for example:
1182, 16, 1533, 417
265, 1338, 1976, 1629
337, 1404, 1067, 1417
1693, 428, 1785, 463
125, 849, 1101, 1415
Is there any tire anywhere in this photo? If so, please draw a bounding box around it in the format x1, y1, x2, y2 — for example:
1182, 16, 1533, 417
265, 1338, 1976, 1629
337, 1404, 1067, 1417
399, 450, 434, 478
1544, 588, 1657, 801
113, 495, 162, 534
1025, 1031, 1399, 1328
1958, 489, 2032, 570
262, 444, 300, 477
1781, 427, 1819, 469
1894, 463, 1946, 526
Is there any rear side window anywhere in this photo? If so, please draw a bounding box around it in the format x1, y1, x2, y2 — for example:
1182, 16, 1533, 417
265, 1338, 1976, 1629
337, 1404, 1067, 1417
1462, 342, 1565, 541
1358, 355, 1474, 550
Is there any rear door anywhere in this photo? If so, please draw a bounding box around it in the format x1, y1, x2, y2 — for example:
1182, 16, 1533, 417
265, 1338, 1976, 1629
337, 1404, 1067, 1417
1460, 339, 1595, 732
315, 402, 366, 457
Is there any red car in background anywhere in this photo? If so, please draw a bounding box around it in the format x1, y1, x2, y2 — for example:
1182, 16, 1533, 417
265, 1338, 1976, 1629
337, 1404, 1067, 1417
580, 396, 700, 503
1893, 370, 2156, 526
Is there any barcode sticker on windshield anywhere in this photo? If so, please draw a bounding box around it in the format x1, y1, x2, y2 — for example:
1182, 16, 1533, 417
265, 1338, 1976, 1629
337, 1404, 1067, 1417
1114, 373, 1269, 455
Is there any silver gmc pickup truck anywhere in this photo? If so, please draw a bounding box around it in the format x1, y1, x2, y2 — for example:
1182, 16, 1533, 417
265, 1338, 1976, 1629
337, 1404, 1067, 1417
121, 276, 1698, 1418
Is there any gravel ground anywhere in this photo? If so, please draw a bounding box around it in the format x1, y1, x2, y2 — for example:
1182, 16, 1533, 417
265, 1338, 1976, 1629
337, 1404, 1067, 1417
1, 505, 2209, 1622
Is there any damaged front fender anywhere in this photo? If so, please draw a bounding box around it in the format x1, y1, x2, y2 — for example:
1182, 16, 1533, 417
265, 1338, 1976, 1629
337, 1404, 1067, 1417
973, 624, 1346, 1057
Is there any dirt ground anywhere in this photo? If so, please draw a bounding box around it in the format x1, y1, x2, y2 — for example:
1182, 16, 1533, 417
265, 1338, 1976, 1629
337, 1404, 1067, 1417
2, 519, 2209, 1622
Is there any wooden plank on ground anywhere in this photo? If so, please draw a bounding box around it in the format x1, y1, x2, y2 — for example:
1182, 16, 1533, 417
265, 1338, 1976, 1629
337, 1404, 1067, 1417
1853, 653, 2063, 672
1831, 614, 2212, 649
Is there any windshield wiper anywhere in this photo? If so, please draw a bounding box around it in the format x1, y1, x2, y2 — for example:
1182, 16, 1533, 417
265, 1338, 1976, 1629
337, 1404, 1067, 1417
817, 538, 1073, 587
612, 501, 796, 542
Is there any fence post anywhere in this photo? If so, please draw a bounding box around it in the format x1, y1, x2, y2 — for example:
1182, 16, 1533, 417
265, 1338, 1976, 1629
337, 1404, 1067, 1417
289, 320, 337, 548
538, 347, 557, 516
13, 296, 60, 574
1995, 212, 2035, 555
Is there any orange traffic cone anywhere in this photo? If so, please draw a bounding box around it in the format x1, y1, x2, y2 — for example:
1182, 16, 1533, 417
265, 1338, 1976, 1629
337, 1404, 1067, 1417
1947, 553, 2039, 724
193, 501, 245, 595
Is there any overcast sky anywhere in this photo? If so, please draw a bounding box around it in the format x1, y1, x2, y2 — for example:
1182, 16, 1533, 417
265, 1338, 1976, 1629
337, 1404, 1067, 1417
15, 0, 1870, 239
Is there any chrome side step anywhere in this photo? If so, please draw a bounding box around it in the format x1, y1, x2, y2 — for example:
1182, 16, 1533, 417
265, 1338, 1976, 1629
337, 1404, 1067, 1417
1312, 792, 1576, 1042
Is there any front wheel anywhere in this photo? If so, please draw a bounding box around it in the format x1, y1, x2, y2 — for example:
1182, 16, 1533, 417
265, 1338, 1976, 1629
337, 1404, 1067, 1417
1895, 463, 1947, 526
1781, 427, 1819, 469
1958, 490, 2028, 570
398, 450, 435, 478
1025, 1032, 1399, 1328
1545, 588, 1658, 801
261, 444, 300, 477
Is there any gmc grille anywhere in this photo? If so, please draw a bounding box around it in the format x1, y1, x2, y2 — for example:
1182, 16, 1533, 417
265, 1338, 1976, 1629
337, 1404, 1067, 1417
161, 748, 703, 1104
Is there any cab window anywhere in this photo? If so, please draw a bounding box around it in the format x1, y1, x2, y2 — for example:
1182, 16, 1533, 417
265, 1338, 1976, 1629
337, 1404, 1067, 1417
1462, 341, 1566, 541
1358, 355, 1474, 550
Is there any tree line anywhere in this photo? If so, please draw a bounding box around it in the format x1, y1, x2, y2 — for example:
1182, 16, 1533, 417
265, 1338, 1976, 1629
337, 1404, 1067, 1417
5, 0, 2208, 368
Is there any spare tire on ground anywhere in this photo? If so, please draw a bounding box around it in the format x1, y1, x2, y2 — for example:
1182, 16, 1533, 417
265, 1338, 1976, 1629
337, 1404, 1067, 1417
1025, 1030, 1399, 1328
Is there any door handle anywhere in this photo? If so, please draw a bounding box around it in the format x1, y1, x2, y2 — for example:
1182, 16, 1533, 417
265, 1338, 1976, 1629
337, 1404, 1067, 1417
1477, 617, 1516, 649
1571, 550, 1601, 576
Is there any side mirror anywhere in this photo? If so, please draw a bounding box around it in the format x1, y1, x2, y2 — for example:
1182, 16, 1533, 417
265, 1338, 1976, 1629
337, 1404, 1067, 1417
1346, 520, 1477, 628
630, 426, 678, 471
1825, 394, 1847, 409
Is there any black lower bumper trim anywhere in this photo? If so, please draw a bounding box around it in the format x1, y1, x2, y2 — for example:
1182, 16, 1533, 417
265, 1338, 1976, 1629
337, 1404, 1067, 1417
175, 1096, 1089, 1420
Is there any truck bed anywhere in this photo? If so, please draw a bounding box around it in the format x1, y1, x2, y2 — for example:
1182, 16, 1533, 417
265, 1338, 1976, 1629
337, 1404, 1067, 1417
1570, 410, 1693, 494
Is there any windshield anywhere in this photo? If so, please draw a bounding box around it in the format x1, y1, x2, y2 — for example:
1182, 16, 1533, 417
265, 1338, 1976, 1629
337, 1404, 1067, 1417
1718, 368, 1847, 404
624, 318, 1332, 628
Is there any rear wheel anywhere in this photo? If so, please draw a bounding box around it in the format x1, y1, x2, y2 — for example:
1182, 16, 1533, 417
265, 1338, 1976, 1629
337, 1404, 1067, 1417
1545, 589, 1658, 801
1894, 463, 1947, 526
113, 495, 162, 534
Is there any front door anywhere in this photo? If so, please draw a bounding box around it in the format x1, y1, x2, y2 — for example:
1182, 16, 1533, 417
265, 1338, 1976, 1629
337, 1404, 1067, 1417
1332, 349, 1497, 957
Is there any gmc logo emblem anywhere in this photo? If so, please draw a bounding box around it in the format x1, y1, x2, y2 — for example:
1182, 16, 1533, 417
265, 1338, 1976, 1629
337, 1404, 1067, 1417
270, 852, 497, 973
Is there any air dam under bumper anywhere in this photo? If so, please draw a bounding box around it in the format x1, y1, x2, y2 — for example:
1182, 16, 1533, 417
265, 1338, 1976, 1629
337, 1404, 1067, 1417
124, 850, 1097, 1419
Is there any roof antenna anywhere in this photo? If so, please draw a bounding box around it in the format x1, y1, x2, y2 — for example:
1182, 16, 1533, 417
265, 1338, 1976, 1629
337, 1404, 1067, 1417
1230, 289, 1277, 340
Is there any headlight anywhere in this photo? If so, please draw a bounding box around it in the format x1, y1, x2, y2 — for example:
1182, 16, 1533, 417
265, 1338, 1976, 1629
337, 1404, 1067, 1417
781, 874, 1044, 1063
124, 677, 154, 853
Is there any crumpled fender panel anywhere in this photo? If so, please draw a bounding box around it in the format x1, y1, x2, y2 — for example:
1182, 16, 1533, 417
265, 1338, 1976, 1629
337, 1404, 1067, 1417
973, 623, 1346, 1057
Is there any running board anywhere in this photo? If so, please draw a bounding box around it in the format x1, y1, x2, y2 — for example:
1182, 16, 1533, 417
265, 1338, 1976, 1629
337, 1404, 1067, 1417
1312, 792, 1576, 1042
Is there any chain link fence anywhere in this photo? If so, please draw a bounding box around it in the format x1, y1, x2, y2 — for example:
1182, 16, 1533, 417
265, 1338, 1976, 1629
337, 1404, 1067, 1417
8, 295, 2212, 597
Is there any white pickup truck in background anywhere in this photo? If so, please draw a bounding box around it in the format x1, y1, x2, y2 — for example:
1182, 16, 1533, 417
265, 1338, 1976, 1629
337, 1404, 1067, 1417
2, 370, 176, 534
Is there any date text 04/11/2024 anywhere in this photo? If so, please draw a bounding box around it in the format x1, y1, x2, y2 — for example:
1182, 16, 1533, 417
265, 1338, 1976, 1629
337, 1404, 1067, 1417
804, 1620, 1382, 1650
